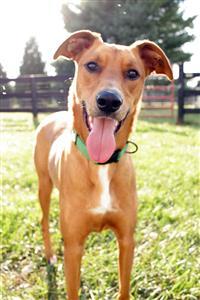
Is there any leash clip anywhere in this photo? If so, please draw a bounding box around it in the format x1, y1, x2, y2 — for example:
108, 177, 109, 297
126, 141, 138, 154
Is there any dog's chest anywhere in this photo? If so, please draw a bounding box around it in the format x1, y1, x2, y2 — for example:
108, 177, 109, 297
90, 165, 113, 214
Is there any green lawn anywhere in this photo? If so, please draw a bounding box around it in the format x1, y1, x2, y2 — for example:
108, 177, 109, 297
1, 113, 199, 299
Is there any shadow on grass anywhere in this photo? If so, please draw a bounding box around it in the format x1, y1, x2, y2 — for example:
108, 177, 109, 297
46, 263, 58, 300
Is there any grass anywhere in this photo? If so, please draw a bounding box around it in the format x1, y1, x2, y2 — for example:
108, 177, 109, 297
1, 113, 200, 300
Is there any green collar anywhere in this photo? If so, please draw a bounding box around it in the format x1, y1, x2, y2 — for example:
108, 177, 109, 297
73, 132, 128, 165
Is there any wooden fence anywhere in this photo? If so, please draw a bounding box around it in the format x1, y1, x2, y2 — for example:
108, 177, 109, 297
0, 75, 71, 118
177, 64, 200, 124
142, 80, 174, 118
0, 75, 175, 119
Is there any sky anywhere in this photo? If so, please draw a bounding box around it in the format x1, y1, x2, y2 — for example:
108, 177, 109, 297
0, 0, 199, 78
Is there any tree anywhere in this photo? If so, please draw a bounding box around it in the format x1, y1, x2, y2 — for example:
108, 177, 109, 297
0, 63, 7, 78
20, 37, 46, 75
60, 0, 195, 64
51, 58, 74, 77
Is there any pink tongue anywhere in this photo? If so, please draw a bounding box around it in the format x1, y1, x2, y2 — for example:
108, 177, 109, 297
86, 118, 116, 163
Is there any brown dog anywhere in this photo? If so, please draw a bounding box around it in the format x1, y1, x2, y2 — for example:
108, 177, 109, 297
34, 30, 172, 299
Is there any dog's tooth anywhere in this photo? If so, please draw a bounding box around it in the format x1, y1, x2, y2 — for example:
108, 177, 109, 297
88, 116, 93, 130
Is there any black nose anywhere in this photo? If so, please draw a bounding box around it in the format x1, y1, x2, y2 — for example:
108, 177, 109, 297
96, 90, 123, 114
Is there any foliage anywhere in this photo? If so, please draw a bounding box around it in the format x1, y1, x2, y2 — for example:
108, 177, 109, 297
0, 63, 7, 78
61, 0, 195, 64
1, 113, 199, 299
51, 58, 74, 77
20, 37, 46, 76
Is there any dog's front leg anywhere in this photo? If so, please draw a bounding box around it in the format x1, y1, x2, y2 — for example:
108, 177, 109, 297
117, 234, 135, 300
63, 236, 85, 300
60, 207, 87, 300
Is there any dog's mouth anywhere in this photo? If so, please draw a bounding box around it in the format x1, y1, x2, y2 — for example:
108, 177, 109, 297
82, 101, 128, 133
82, 101, 129, 163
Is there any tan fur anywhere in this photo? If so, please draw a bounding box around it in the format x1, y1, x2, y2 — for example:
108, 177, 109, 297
34, 30, 172, 300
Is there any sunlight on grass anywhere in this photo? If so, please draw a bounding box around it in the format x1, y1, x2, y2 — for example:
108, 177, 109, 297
1, 113, 199, 299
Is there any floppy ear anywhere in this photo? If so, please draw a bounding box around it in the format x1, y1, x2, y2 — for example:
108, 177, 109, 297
53, 30, 102, 61
134, 40, 173, 80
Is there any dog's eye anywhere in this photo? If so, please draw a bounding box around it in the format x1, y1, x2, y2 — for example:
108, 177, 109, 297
85, 61, 99, 73
126, 69, 140, 80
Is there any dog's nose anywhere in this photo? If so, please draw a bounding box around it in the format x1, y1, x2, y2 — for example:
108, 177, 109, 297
96, 90, 123, 114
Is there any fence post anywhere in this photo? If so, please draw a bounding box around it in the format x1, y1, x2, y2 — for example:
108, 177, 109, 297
31, 77, 38, 122
177, 64, 185, 124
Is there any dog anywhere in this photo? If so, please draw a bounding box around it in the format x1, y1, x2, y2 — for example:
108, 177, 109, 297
34, 30, 173, 300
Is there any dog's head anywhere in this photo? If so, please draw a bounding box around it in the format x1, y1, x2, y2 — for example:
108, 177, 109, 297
54, 30, 173, 163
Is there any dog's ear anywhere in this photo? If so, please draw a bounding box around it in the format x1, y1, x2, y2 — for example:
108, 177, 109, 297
54, 30, 102, 61
133, 40, 173, 80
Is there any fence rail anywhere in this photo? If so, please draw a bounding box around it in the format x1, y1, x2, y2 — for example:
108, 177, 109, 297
0, 74, 175, 119
177, 64, 200, 124
142, 80, 174, 118
0, 75, 71, 118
